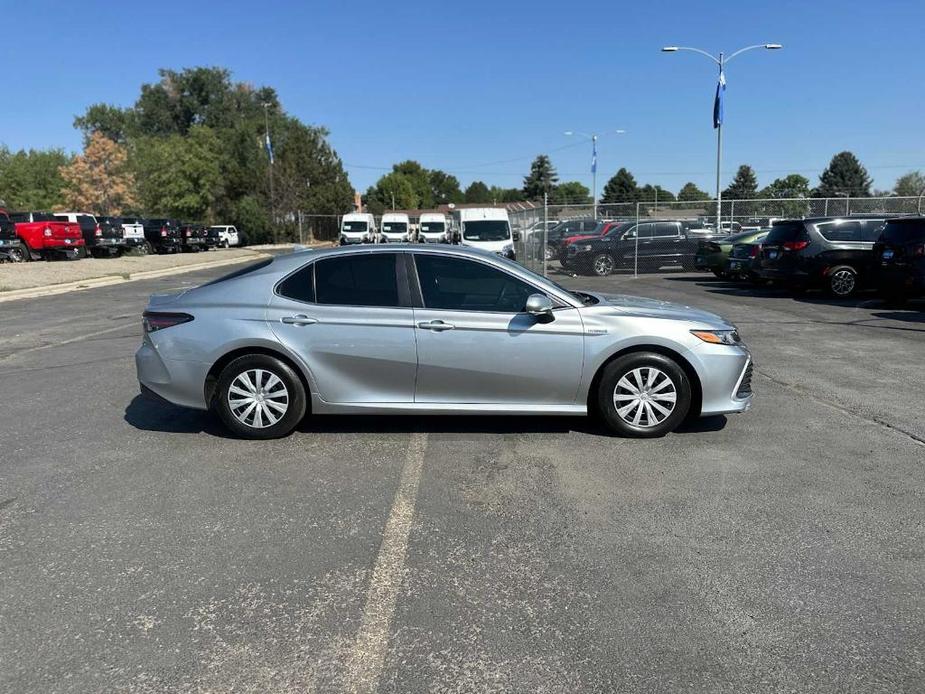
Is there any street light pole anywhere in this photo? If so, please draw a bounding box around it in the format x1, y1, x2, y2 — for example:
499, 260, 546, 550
262, 102, 276, 243
662, 43, 781, 229
564, 129, 625, 219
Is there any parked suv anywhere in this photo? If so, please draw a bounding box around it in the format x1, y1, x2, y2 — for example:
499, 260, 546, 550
872, 217, 925, 304
756, 216, 888, 297
143, 218, 182, 253
561, 220, 705, 276
55, 213, 123, 258
0, 210, 28, 262
9, 211, 84, 259
542, 218, 600, 260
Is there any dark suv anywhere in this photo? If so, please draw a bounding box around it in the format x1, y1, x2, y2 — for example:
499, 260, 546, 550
872, 217, 925, 304
756, 216, 889, 297
561, 220, 706, 276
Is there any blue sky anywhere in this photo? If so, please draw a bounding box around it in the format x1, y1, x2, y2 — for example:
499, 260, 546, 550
2, 0, 924, 196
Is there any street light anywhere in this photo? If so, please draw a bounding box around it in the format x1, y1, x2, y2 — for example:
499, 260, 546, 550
662, 43, 782, 228
564, 129, 626, 219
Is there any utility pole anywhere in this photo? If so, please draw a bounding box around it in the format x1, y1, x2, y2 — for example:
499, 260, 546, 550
262, 102, 276, 243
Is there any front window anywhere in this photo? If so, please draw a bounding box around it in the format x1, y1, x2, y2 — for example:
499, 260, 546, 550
342, 221, 368, 233
382, 222, 407, 234
421, 222, 444, 234
414, 254, 534, 312
462, 220, 510, 242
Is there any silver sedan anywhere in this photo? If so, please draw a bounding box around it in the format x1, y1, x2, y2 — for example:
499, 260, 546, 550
136, 245, 752, 439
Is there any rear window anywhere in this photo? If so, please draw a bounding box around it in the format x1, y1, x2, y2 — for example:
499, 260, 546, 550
881, 219, 925, 244
32, 212, 58, 222
765, 221, 807, 244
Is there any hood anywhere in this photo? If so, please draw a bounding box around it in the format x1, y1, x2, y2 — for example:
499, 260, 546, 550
592, 292, 731, 327
461, 239, 512, 252
563, 233, 599, 245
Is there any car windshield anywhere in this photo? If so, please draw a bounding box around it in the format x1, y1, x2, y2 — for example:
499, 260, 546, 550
382, 223, 407, 233
881, 219, 925, 244
421, 222, 444, 233
765, 221, 806, 243
342, 221, 368, 232
463, 220, 510, 241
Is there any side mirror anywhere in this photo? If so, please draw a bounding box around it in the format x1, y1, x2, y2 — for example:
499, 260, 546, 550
525, 293, 554, 319
512, 230, 521, 242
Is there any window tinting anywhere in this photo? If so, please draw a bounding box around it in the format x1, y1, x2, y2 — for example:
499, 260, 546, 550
315, 254, 400, 307
881, 219, 925, 244
859, 220, 886, 241
654, 222, 678, 237
766, 221, 806, 243
637, 224, 656, 239
415, 254, 537, 312
276, 264, 316, 303
817, 221, 861, 242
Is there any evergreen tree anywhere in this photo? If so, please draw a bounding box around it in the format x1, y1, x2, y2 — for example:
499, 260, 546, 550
723, 165, 759, 200
522, 155, 558, 200
600, 168, 640, 203
638, 184, 676, 202
677, 182, 710, 202
814, 151, 872, 197
464, 180, 492, 203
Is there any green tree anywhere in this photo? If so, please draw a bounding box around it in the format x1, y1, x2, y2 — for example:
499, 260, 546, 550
677, 181, 711, 202
365, 172, 418, 215
814, 151, 872, 197
428, 169, 463, 205
552, 180, 591, 204
723, 165, 759, 200
638, 184, 676, 203
464, 180, 492, 203
489, 186, 524, 203
73, 104, 135, 145
759, 174, 810, 199
0, 146, 71, 210
600, 168, 640, 203
392, 160, 434, 209
522, 155, 558, 200
893, 171, 925, 197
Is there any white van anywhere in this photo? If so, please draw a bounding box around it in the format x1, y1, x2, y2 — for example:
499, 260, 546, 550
380, 212, 410, 242
340, 212, 375, 245
418, 212, 449, 243
453, 207, 516, 259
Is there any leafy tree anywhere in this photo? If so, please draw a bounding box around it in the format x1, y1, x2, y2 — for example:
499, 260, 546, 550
73, 104, 135, 145
522, 155, 558, 200
59, 132, 137, 214
428, 169, 463, 205
759, 174, 810, 199
365, 172, 418, 215
813, 151, 872, 197
722, 165, 759, 200
0, 146, 71, 210
600, 168, 640, 203
392, 160, 434, 209
894, 171, 925, 197
133, 125, 223, 220
552, 180, 591, 204
638, 184, 676, 203
677, 181, 710, 202
489, 186, 524, 203
464, 180, 492, 204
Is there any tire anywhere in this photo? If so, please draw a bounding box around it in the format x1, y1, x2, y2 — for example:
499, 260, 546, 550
711, 268, 728, 279
213, 354, 307, 439
827, 265, 858, 298
591, 252, 615, 276
9, 244, 28, 263
596, 352, 692, 438
138, 241, 151, 255
544, 244, 557, 261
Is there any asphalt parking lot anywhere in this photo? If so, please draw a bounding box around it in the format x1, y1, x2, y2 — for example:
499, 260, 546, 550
1, 263, 922, 693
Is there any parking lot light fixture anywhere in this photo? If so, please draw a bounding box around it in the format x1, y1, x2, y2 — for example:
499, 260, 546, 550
661, 43, 782, 228
564, 129, 626, 219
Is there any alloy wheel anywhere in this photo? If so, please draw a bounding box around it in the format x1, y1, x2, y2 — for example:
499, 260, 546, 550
613, 367, 677, 428
830, 269, 856, 296
227, 369, 290, 429
593, 254, 615, 276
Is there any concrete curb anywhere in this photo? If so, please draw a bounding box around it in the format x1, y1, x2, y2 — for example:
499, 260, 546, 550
0, 252, 270, 304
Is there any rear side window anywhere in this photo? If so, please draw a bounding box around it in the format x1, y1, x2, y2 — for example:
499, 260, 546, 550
816, 221, 862, 242
315, 254, 400, 307
276, 265, 315, 303
766, 221, 806, 243
881, 219, 925, 244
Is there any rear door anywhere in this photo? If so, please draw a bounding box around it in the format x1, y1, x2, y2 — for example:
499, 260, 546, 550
267, 252, 418, 403
410, 253, 584, 405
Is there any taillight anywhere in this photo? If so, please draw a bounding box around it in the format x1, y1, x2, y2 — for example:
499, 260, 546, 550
160, 229, 167, 237
783, 240, 809, 251
750, 244, 761, 258
43, 226, 52, 237
913, 244, 925, 257
95, 224, 102, 237
143, 311, 194, 333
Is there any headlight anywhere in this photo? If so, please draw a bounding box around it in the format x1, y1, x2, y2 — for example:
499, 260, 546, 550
575, 243, 592, 252
691, 329, 741, 345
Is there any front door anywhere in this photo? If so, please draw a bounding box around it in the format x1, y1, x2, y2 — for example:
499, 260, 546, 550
268, 252, 417, 403
410, 253, 585, 405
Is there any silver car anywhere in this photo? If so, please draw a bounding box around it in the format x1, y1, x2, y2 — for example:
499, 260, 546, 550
136, 245, 752, 439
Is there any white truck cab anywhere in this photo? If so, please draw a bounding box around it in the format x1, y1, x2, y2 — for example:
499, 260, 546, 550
208, 225, 240, 247
418, 213, 449, 243
453, 207, 516, 259
340, 213, 376, 244
380, 213, 411, 242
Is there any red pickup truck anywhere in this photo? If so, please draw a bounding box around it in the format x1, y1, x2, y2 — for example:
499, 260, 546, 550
5, 210, 85, 259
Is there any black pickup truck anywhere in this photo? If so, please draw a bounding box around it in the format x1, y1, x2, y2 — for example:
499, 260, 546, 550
143, 218, 182, 254
0, 210, 28, 262
561, 219, 722, 276
179, 223, 208, 252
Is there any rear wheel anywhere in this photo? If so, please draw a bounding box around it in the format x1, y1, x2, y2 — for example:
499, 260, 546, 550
591, 252, 615, 276
213, 354, 307, 439
9, 244, 29, 262
828, 265, 858, 298
597, 352, 692, 438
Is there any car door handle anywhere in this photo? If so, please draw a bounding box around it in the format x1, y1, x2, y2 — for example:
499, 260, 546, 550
417, 320, 455, 331
281, 314, 318, 326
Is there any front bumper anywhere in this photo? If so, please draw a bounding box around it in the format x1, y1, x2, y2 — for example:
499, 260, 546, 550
693, 344, 753, 416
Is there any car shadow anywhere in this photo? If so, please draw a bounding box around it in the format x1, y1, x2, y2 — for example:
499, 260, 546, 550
125, 395, 727, 438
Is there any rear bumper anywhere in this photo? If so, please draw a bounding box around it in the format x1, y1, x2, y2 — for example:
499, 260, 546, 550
875, 267, 925, 295
122, 236, 146, 247
135, 341, 210, 410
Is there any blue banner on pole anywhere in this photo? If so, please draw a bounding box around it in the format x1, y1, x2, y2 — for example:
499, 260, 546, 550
591, 139, 597, 174
265, 133, 275, 164
713, 69, 725, 129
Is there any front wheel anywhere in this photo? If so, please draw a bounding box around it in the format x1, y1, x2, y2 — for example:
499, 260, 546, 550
591, 252, 615, 276
828, 265, 858, 298
213, 354, 307, 439
597, 352, 692, 438
9, 244, 29, 262
544, 244, 557, 261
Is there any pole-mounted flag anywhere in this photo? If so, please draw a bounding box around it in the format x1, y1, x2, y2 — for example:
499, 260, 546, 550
713, 69, 725, 129
265, 132, 274, 165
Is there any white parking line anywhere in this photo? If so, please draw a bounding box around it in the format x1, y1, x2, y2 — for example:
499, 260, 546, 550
342, 431, 428, 694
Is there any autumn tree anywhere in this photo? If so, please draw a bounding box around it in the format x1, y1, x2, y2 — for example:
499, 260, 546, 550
59, 132, 137, 214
